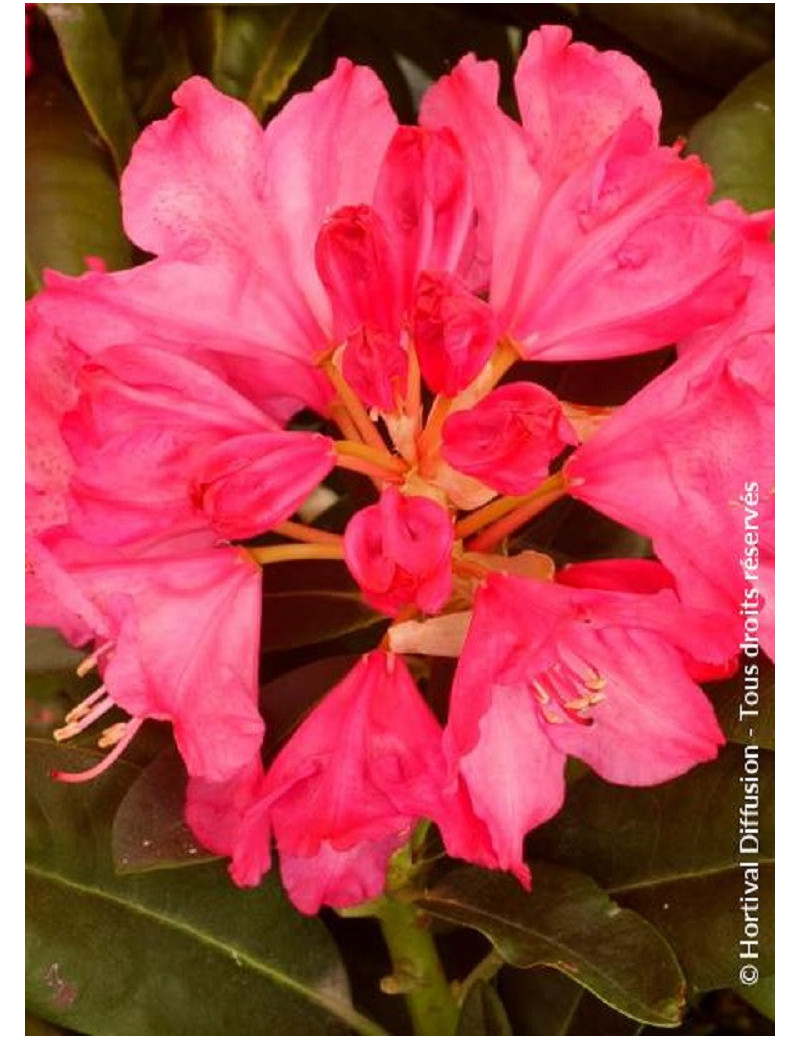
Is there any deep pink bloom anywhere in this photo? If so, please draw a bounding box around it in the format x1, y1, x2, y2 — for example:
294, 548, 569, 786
28, 533, 264, 783
412, 272, 497, 397
61, 344, 334, 545
443, 572, 734, 881
441, 383, 577, 494
229, 651, 446, 913
420, 26, 747, 361
344, 487, 453, 616
32, 63, 400, 418
567, 233, 774, 658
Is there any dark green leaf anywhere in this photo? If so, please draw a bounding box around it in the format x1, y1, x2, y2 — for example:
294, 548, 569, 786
420, 863, 686, 1027
211, 4, 331, 119
735, 971, 774, 1021
261, 654, 358, 753
707, 653, 775, 750
261, 560, 382, 652
26, 627, 84, 675
582, 5, 774, 92
529, 745, 775, 992
40, 3, 138, 173
26, 739, 384, 1035
500, 967, 644, 1035
112, 747, 216, 874
26, 76, 132, 280
688, 62, 774, 211
457, 980, 512, 1036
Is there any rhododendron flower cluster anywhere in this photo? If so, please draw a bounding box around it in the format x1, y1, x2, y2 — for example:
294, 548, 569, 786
26, 26, 774, 916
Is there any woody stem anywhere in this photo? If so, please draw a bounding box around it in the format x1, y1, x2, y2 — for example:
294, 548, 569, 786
374, 896, 459, 1036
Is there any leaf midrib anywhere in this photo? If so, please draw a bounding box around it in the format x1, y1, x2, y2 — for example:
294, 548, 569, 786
609, 857, 775, 895
27, 862, 385, 1036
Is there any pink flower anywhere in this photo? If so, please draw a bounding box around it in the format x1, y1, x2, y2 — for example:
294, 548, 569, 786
420, 25, 747, 362
62, 343, 334, 545
566, 226, 774, 657
441, 383, 577, 494
343, 486, 453, 617
28, 532, 264, 784
412, 272, 498, 397
442, 571, 735, 881
229, 651, 446, 913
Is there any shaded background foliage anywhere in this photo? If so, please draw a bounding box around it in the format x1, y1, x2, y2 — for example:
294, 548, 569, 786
26, 3, 775, 1035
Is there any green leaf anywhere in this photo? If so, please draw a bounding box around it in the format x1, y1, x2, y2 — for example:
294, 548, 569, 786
457, 980, 512, 1036
735, 971, 774, 1021
420, 863, 686, 1027
26, 76, 132, 280
211, 4, 331, 119
23, 1013, 75, 1036
687, 62, 774, 211
261, 654, 358, 753
41, 4, 137, 173
26, 627, 84, 675
582, 4, 774, 92
26, 739, 384, 1035
529, 746, 775, 992
261, 560, 382, 652
499, 967, 644, 1035
112, 747, 217, 874
707, 653, 775, 750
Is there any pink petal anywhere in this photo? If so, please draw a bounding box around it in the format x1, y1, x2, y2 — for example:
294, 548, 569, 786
441, 382, 577, 494
514, 25, 661, 180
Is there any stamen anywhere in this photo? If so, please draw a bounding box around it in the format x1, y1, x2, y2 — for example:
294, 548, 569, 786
76, 641, 113, 678
64, 684, 109, 725
97, 722, 128, 749
51, 718, 144, 784
248, 542, 345, 566
54, 693, 114, 742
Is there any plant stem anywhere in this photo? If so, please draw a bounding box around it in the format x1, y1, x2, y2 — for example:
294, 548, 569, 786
375, 896, 459, 1036
272, 520, 344, 546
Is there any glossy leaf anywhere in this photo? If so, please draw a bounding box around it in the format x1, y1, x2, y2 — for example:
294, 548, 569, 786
26, 627, 84, 675
211, 4, 331, 119
420, 863, 686, 1027
261, 654, 358, 753
261, 560, 382, 652
499, 967, 644, 1035
26, 77, 132, 281
688, 62, 774, 211
41, 3, 137, 173
707, 653, 775, 750
457, 980, 512, 1036
26, 739, 383, 1035
736, 972, 774, 1021
112, 746, 216, 874
583, 4, 774, 92
529, 745, 775, 992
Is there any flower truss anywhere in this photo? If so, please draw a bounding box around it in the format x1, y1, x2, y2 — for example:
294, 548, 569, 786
26, 26, 774, 916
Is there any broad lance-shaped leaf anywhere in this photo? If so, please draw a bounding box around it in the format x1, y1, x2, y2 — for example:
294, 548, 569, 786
420, 863, 686, 1027
456, 980, 512, 1036
499, 967, 644, 1036
26, 77, 132, 287
688, 61, 774, 211
707, 653, 775, 751
261, 560, 382, 652
40, 3, 137, 173
211, 4, 331, 119
112, 746, 217, 874
528, 745, 775, 992
26, 740, 384, 1035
